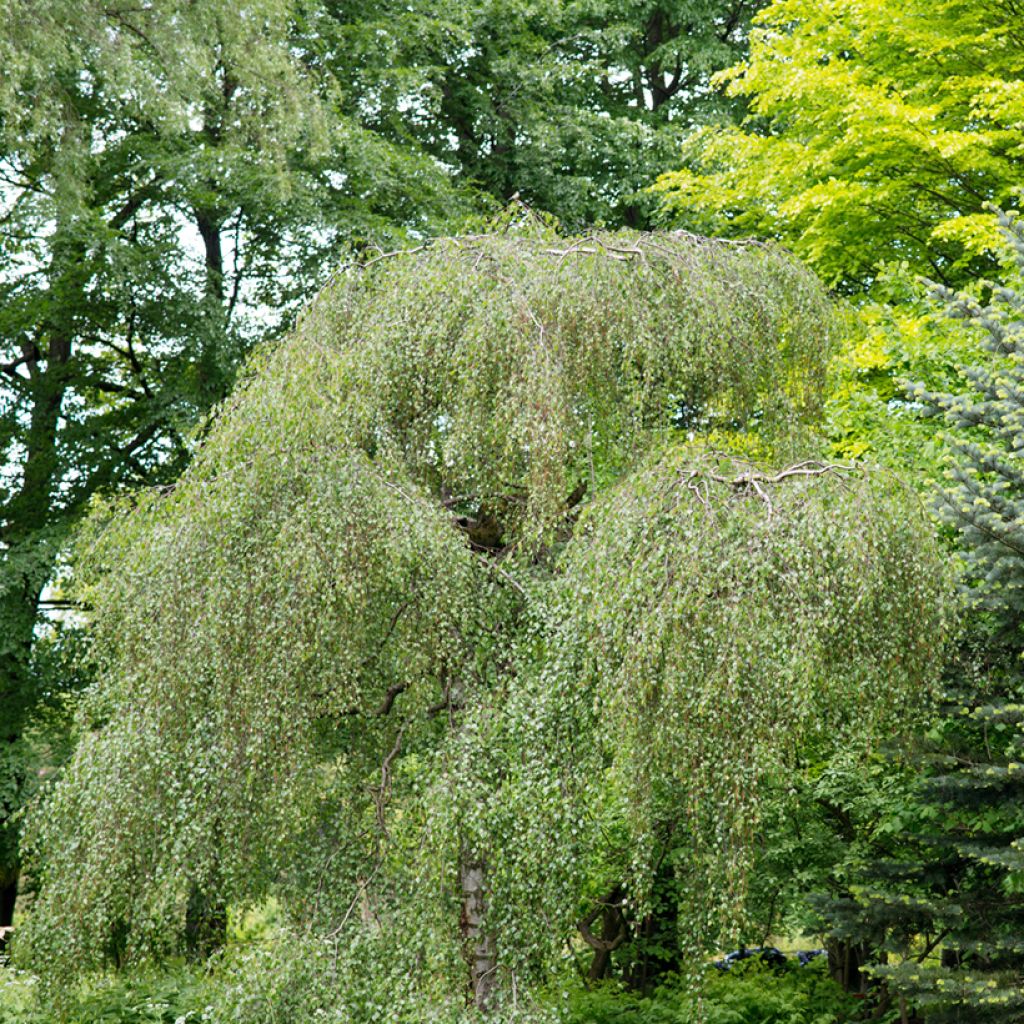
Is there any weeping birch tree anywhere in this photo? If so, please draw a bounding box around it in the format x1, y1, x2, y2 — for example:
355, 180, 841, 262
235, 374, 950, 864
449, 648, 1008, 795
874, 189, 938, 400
20, 229, 952, 1020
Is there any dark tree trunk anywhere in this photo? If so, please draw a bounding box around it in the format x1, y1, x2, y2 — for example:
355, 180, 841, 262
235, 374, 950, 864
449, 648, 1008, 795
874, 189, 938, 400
0, 877, 17, 929
827, 937, 872, 993
587, 901, 626, 982
941, 947, 962, 969
579, 885, 627, 982
184, 882, 227, 961
196, 209, 225, 305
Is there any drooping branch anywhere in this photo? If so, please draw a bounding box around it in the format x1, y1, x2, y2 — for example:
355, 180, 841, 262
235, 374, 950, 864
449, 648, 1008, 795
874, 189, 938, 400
329, 683, 410, 721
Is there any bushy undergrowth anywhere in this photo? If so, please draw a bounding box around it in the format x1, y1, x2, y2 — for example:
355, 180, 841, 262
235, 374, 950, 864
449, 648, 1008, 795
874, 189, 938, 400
564, 964, 860, 1024
0, 962, 215, 1024
1, 957, 860, 1024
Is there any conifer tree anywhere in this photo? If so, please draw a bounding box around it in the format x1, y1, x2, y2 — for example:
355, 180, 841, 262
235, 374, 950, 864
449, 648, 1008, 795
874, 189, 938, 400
824, 210, 1024, 1022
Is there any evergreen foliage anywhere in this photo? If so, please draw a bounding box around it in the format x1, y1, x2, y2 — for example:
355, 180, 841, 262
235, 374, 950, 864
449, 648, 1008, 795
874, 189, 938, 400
827, 667, 1024, 1023
820, 211, 1024, 1022
18, 230, 953, 1019
916, 215, 1024, 627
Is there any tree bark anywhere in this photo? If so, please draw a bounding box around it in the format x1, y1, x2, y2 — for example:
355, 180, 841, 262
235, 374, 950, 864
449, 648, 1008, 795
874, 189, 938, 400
580, 887, 627, 982
460, 859, 497, 1012
196, 209, 225, 305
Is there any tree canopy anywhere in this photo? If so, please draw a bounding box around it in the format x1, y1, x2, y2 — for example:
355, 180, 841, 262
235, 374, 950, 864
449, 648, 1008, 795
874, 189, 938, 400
7, 4, 1019, 1020
654, 0, 1024, 292
9, 2, 1024, 1024
0, 0, 475, 921
20, 230, 952, 1018
315, 0, 765, 229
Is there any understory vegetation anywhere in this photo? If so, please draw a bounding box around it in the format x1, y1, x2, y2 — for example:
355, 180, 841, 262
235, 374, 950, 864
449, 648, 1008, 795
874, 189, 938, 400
1, 957, 860, 1024
2, 2, 1023, 1023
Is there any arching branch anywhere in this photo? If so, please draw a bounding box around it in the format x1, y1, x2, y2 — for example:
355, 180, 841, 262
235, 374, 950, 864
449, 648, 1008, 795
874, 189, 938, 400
577, 888, 628, 952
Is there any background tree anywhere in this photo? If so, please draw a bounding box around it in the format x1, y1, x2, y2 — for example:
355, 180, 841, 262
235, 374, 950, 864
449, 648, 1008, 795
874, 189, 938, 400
817, 210, 1024, 1021
650, 0, 1024, 512
655, 0, 1024, 293
315, 0, 763, 230
0, 0, 473, 928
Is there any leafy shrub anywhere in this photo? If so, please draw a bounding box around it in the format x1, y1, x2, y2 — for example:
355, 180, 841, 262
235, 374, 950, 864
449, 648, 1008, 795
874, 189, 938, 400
564, 963, 858, 1024
0, 963, 214, 1024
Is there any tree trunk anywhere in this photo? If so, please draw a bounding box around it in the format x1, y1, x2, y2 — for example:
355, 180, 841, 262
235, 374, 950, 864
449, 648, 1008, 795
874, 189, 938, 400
827, 937, 871, 993
184, 881, 227, 961
0, 875, 17, 929
196, 209, 225, 306
584, 888, 627, 982
460, 859, 497, 1012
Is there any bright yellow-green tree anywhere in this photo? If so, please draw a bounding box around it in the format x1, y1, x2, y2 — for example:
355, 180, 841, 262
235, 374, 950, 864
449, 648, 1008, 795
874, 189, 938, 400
655, 0, 1024, 293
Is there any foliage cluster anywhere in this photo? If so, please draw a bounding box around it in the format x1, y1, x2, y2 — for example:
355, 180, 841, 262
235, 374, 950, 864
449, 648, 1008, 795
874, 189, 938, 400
317, 0, 763, 230
0, 963, 215, 1024
655, 0, 1024, 293
565, 963, 859, 1024
0, 955, 856, 1024
0, 0, 780, 916
16, 231, 952, 1019
814, 211, 1024, 1023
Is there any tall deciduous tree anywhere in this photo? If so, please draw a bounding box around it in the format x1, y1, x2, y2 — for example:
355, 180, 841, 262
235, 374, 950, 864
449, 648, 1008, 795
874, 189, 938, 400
0, 0, 470, 927
19, 230, 952, 1019
655, 0, 1024, 292
315, 0, 763, 230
